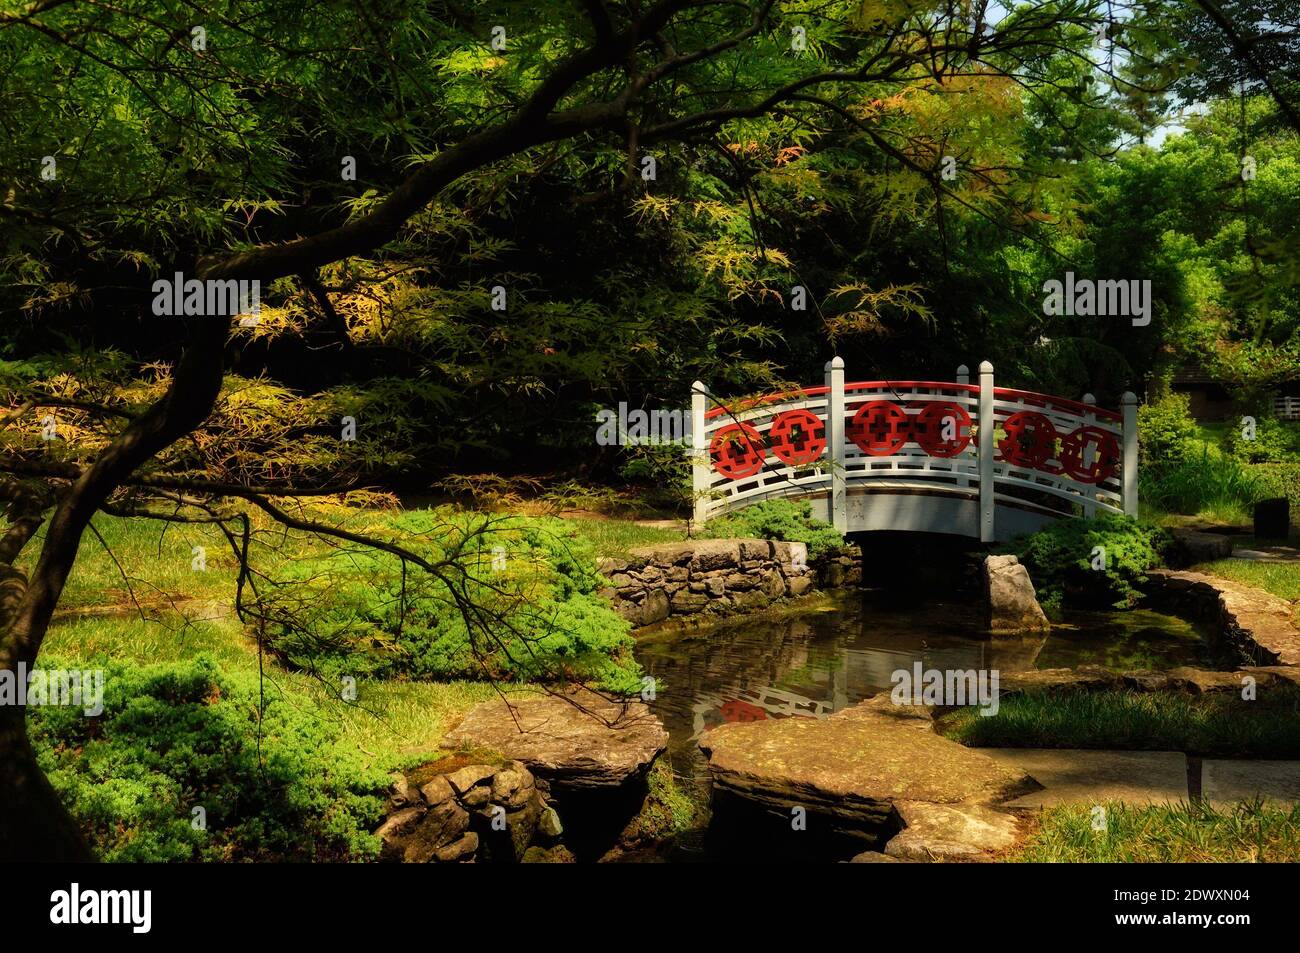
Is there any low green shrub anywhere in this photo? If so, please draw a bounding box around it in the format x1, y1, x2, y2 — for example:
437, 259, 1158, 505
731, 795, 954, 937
259, 510, 642, 695
1003, 514, 1171, 608
699, 499, 844, 559
1224, 416, 1300, 464
30, 655, 388, 862
1254, 461, 1300, 518
1137, 392, 1200, 469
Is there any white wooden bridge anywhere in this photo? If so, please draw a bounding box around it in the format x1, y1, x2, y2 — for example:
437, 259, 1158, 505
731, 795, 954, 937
690, 359, 1138, 543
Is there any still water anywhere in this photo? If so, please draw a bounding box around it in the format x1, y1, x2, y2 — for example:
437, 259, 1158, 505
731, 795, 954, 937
633, 593, 1211, 789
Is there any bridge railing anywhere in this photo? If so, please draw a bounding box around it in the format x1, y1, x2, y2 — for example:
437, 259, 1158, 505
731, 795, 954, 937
691, 359, 1138, 542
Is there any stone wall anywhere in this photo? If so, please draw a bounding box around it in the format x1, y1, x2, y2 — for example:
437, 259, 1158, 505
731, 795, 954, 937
1143, 569, 1300, 667
598, 538, 861, 628
377, 758, 570, 863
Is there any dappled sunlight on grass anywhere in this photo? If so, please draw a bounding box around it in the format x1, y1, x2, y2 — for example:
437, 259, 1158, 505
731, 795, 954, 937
1194, 557, 1300, 602
42, 610, 501, 772
562, 514, 685, 558
1013, 801, 1300, 863
940, 689, 1300, 758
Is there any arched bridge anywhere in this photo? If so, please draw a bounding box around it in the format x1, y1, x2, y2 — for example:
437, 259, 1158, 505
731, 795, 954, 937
690, 359, 1138, 543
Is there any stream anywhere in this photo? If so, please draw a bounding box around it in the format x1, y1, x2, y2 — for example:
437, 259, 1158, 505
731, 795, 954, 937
633, 592, 1212, 806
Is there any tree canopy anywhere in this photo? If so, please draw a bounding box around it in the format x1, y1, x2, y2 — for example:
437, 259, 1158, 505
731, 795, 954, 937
2, 0, 1299, 861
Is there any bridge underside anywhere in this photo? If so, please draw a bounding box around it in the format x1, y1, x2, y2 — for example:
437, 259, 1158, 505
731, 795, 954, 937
745, 487, 1056, 543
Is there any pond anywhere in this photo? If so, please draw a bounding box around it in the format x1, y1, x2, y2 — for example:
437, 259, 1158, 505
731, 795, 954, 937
633, 592, 1213, 799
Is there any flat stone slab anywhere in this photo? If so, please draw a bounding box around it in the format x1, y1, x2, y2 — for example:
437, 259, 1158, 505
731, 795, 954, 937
1202, 760, 1300, 807
977, 749, 1189, 808
884, 800, 1019, 862
1168, 526, 1234, 562
441, 689, 667, 789
1231, 550, 1298, 563
699, 699, 1028, 826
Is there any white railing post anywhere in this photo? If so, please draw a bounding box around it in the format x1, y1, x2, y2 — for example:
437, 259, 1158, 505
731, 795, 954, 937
825, 356, 847, 532
956, 364, 971, 487
1122, 391, 1139, 517
1081, 393, 1098, 519
978, 361, 995, 542
691, 380, 709, 527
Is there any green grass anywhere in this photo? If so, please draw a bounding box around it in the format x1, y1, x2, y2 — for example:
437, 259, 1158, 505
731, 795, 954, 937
939, 689, 1300, 758
30, 503, 672, 771
1140, 445, 1267, 523
1013, 800, 1300, 862
31, 509, 684, 615
42, 613, 501, 772
44, 516, 235, 611
563, 515, 685, 558
1194, 557, 1300, 601
1195, 421, 1233, 445
32, 505, 597, 773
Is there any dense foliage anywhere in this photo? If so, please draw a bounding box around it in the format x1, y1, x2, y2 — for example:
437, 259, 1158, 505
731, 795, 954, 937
30, 656, 388, 862
1137, 391, 1281, 519
258, 511, 642, 694
1004, 515, 1172, 609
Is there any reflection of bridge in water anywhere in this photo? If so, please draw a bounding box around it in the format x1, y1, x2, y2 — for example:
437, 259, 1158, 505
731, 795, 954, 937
691, 359, 1138, 542
638, 602, 1048, 768
685, 639, 1046, 739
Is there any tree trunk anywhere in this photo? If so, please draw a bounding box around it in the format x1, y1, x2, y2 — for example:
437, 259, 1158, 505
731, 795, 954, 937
0, 316, 228, 860
0, 706, 91, 861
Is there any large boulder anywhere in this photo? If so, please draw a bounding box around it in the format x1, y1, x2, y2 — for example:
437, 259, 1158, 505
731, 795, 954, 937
983, 555, 1051, 635
441, 689, 668, 790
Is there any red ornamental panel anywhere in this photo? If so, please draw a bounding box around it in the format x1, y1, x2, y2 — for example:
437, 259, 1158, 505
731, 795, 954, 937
912, 401, 972, 457
1059, 426, 1120, 484
999, 411, 1058, 469
849, 401, 911, 456
768, 409, 826, 466
710, 423, 766, 478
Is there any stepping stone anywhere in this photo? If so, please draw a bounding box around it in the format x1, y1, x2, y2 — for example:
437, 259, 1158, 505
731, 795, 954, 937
976, 749, 1189, 808
441, 688, 667, 790
699, 700, 1029, 830
1231, 549, 1297, 562
1201, 760, 1300, 807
